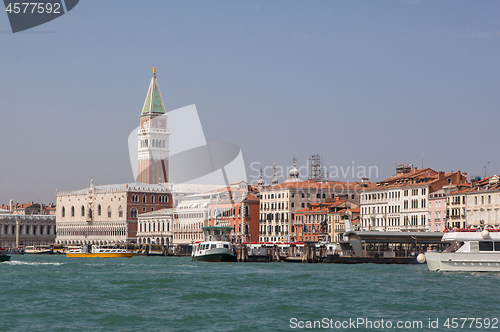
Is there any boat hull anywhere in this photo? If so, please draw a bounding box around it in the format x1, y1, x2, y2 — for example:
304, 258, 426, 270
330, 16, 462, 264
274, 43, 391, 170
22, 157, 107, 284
425, 252, 500, 272
192, 252, 236, 262
327, 254, 418, 264
0, 255, 11, 262
66, 253, 135, 258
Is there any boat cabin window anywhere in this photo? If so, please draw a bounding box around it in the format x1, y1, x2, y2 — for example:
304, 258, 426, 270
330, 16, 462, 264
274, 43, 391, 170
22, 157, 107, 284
223, 244, 229, 249
495, 242, 500, 251
479, 242, 494, 251
211, 244, 216, 249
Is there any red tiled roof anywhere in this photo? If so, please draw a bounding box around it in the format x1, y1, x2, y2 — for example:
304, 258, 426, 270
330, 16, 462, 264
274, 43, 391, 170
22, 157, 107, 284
264, 180, 377, 191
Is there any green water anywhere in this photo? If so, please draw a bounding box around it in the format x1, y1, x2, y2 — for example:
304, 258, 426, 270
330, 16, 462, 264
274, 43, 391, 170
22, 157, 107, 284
1, 255, 500, 331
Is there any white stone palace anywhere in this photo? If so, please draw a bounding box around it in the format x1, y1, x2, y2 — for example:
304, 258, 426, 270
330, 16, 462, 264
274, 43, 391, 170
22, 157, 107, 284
0, 201, 56, 248
56, 180, 172, 245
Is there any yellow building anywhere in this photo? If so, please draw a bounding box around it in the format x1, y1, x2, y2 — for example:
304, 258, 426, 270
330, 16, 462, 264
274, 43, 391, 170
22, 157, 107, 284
327, 200, 359, 242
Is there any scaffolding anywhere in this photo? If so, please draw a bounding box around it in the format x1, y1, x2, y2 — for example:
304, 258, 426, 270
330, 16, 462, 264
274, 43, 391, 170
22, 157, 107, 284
308, 154, 324, 182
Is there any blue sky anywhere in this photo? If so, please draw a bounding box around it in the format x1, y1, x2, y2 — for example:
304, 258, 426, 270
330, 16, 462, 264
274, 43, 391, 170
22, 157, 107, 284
1, 0, 499, 204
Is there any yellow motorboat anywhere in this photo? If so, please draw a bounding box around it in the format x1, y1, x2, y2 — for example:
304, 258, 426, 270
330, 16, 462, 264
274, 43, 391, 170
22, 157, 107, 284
66, 245, 135, 258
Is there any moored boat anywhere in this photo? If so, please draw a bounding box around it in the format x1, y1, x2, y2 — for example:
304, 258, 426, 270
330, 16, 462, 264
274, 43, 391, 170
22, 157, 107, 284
191, 226, 236, 262
24, 245, 53, 254
420, 229, 500, 272
66, 244, 135, 258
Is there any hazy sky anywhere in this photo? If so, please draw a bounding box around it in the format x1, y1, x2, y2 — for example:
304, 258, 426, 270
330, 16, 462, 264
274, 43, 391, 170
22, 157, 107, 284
1, 1, 499, 204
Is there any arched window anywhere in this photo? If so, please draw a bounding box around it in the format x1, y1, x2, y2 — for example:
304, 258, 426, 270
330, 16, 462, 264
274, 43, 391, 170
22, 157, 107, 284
118, 206, 123, 218
98, 204, 101, 216
107, 206, 111, 218
130, 207, 138, 218
151, 195, 155, 203
143, 195, 146, 203
88, 208, 93, 219
71, 206, 75, 217
81, 205, 85, 217
62, 207, 65, 217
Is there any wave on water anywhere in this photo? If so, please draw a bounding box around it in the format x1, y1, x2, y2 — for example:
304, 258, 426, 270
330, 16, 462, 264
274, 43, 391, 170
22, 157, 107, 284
4, 261, 65, 266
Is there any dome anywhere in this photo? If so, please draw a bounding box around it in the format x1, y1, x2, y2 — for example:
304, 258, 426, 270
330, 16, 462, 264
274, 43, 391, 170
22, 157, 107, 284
284, 155, 300, 182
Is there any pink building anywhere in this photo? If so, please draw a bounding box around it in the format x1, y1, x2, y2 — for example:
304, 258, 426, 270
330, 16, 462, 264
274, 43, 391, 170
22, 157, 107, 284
428, 189, 447, 232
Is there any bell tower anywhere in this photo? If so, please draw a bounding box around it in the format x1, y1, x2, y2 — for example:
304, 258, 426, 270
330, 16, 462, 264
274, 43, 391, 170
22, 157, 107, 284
137, 67, 170, 184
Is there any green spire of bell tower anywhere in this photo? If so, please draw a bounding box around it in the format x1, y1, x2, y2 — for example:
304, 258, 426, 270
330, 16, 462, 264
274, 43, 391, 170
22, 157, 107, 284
142, 67, 166, 115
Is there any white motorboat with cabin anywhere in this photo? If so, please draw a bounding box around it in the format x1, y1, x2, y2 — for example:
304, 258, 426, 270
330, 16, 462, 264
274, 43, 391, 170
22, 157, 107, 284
191, 225, 236, 262
420, 229, 500, 272
24, 245, 53, 254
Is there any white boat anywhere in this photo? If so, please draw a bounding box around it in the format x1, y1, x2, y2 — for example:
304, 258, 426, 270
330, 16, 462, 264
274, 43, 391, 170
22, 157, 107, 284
24, 245, 53, 254
191, 226, 236, 262
66, 244, 135, 258
420, 230, 500, 272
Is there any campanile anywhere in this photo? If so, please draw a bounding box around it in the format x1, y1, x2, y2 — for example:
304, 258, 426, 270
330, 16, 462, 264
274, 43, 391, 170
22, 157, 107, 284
137, 67, 170, 184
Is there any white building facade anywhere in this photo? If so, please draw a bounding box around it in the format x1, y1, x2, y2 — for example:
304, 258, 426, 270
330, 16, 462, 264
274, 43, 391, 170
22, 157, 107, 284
137, 208, 173, 245
55, 181, 172, 245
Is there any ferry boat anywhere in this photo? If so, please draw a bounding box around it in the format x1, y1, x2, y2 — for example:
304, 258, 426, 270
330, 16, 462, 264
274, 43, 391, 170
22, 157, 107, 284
191, 226, 236, 262
420, 229, 500, 272
66, 244, 135, 258
0, 248, 10, 262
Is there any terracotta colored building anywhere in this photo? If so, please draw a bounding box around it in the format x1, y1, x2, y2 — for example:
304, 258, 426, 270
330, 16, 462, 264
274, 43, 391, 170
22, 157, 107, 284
207, 189, 260, 244
294, 203, 329, 242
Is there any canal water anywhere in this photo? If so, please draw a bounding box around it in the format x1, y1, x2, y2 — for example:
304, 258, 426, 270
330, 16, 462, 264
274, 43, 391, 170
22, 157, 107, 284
1, 255, 500, 331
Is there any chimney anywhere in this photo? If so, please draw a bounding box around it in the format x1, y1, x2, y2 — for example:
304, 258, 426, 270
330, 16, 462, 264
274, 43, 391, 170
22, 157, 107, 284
438, 171, 445, 179
9, 199, 13, 211
471, 178, 477, 188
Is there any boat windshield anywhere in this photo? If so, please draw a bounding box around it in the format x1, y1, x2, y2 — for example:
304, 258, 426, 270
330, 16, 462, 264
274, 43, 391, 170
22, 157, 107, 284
443, 241, 464, 253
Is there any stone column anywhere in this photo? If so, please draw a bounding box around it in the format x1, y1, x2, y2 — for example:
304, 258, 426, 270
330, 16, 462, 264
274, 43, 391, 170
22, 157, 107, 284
15, 219, 20, 248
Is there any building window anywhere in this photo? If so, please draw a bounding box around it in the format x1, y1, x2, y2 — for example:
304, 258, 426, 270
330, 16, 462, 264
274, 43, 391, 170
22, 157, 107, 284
118, 206, 123, 218
62, 207, 65, 217
98, 204, 101, 216
143, 195, 146, 203
107, 206, 112, 218
81, 205, 85, 217
131, 207, 138, 218
71, 206, 75, 217
142, 207, 146, 212
151, 195, 155, 203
